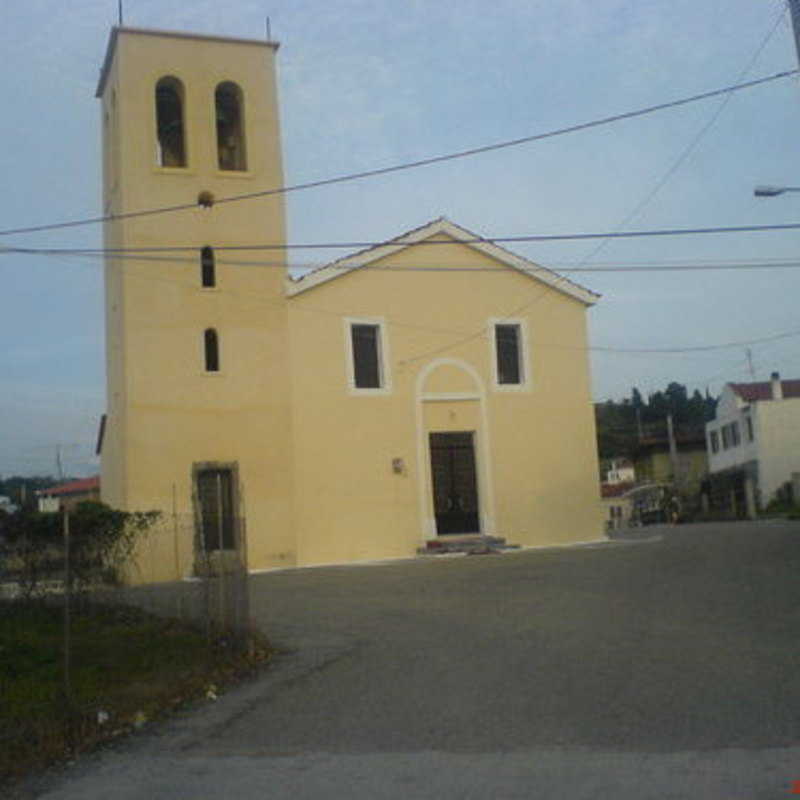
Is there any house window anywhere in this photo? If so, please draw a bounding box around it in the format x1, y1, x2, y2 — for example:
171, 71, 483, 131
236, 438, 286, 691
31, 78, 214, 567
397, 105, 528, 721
215, 82, 246, 171
351, 324, 382, 389
709, 430, 719, 454
745, 416, 754, 442
495, 323, 523, 385
204, 328, 219, 372
721, 422, 740, 450
201, 246, 215, 288
155, 76, 186, 167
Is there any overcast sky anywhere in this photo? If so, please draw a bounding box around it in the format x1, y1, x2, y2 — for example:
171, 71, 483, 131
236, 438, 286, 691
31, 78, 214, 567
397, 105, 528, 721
2, 0, 800, 477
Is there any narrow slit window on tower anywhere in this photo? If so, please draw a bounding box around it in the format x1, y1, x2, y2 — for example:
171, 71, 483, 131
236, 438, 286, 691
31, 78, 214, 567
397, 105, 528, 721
155, 76, 186, 167
204, 328, 219, 372
215, 82, 247, 171
201, 246, 216, 287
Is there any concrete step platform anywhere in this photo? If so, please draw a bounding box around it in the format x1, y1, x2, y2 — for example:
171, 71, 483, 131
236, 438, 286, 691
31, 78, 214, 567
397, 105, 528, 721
417, 535, 521, 556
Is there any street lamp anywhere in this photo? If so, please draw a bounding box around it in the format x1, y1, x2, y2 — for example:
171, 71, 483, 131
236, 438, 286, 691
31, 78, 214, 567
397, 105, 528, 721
754, 185, 800, 197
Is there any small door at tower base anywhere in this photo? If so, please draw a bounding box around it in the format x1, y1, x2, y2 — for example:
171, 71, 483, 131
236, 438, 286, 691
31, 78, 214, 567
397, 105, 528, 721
429, 431, 480, 535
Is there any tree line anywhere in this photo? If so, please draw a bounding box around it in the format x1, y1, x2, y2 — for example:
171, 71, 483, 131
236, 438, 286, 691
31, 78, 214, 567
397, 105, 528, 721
595, 382, 717, 461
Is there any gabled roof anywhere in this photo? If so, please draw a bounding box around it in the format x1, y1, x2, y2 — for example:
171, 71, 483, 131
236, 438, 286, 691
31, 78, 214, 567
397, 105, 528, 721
37, 476, 100, 498
286, 217, 599, 305
729, 379, 800, 402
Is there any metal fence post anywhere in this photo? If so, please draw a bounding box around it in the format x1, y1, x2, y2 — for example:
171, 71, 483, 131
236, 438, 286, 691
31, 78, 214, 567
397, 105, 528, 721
62, 507, 73, 749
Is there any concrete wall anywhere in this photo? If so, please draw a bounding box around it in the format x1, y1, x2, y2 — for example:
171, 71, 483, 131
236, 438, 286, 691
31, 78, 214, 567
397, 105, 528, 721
288, 232, 604, 563
706, 386, 757, 474
99, 28, 604, 579
757, 397, 800, 502
99, 29, 296, 572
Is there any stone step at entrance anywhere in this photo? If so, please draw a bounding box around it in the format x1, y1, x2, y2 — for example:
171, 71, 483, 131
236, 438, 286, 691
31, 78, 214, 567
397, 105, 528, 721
417, 535, 521, 556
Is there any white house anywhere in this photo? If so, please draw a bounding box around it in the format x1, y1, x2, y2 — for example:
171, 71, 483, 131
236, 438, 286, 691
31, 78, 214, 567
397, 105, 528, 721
0, 496, 18, 515
705, 372, 800, 516
604, 459, 635, 485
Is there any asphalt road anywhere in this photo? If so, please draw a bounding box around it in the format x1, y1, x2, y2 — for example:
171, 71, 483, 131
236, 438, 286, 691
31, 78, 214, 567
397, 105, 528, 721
19, 521, 800, 798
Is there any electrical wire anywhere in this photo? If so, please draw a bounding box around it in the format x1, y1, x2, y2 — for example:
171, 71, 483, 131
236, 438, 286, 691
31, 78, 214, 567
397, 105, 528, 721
19, 248, 800, 358
4, 219, 800, 257
0, 69, 796, 239
400, 4, 800, 367
575, 3, 789, 267
8, 248, 800, 273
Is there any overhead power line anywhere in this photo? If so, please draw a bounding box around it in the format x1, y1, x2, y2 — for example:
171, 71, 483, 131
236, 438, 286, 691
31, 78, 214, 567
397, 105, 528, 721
3, 220, 800, 258
8, 247, 800, 274
574, 4, 788, 267
18, 248, 800, 360
0, 69, 796, 239
585, 327, 800, 354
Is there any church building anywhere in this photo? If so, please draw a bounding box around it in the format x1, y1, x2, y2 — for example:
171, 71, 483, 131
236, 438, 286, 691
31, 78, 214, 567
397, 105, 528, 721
96, 26, 603, 579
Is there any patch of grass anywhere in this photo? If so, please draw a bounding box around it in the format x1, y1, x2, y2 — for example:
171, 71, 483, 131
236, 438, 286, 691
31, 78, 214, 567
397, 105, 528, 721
0, 600, 272, 785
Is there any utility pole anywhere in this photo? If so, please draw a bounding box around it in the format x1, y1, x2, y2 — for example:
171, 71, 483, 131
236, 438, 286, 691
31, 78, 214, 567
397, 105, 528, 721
789, 1, 800, 67
746, 348, 755, 380
667, 413, 680, 487
56, 444, 64, 482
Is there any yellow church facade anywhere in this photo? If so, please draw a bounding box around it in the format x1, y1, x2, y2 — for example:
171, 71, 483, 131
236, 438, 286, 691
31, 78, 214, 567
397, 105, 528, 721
96, 26, 603, 580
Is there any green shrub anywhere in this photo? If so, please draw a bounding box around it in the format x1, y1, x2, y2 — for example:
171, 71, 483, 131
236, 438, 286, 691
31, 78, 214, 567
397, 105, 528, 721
0, 502, 160, 597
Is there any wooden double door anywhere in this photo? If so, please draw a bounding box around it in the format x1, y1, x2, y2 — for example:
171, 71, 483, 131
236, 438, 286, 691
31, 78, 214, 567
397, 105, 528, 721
429, 431, 480, 535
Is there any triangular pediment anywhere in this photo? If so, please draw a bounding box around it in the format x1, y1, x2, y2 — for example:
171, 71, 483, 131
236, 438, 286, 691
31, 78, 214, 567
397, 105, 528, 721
286, 217, 599, 305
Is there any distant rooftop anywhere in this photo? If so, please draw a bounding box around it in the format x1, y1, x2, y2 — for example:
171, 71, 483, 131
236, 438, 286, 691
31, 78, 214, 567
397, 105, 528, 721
37, 476, 100, 498
729, 379, 800, 402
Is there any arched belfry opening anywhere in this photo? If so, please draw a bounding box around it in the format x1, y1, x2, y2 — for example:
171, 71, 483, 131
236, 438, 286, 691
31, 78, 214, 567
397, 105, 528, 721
215, 81, 247, 171
155, 76, 186, 167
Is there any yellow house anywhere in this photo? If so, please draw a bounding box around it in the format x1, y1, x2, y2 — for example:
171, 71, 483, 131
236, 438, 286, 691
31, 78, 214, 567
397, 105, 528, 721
96, 26, 604, 580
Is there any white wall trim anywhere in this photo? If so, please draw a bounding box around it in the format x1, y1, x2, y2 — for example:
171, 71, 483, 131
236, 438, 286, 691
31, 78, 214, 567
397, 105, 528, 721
287, 217, 599, 305
420, 391, 482, 402
414, 357, 496, 541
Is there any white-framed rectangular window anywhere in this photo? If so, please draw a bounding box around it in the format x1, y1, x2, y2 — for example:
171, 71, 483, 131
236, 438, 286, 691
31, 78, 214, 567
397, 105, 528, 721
489, 318, 530, 390
344, 317, 391, 394
709, 430, 719, 454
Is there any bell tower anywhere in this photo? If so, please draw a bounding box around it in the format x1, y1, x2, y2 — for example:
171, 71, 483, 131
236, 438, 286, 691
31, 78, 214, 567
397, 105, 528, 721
97, 27, 295, 573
